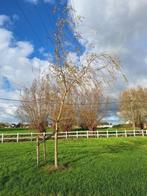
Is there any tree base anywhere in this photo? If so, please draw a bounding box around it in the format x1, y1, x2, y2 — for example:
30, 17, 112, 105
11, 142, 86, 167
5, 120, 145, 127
41, 164, 71, 173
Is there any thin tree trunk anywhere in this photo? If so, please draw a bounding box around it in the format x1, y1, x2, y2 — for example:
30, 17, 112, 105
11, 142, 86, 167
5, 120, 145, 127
54, 91, 67, 169
130, 98, 135, 130
36, 136, 40, 166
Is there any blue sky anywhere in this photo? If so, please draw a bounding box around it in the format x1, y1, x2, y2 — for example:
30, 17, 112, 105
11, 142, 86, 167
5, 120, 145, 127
0, 0, 82, 60
1, 0, 147, 123
0, 0, 54, 58
0, 0, 85, 123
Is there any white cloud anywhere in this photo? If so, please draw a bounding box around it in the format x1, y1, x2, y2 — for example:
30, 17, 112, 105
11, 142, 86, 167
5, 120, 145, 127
0, 15, 10, 26
68, 0, 147, 123
0, 90, 19, 123
0, 27, 48, 87
70, 0, 147, 91
0, 16, 49, 122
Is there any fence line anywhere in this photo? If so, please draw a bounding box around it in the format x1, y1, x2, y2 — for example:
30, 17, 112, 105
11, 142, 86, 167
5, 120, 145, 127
1, 130, 147, 143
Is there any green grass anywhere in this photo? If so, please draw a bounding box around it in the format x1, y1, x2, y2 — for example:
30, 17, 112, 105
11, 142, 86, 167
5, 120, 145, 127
1, 137, 147, 195
0, 127, 134, 134
0, 127, 53, 134
0, 128, 32, 133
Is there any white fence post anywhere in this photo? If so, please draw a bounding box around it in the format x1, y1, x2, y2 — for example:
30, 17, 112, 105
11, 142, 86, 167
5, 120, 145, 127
146, 130, 147, 136
87, 131, 89, 139
97, 131, 99, 138
134, 130, 136, 137
107, 131, 109, 138
66, 131, 68, 139
1, 133, 4, 143
116, 130, 118, 137
76, 131, 78, 138
31, 132, 33, 141
17, 133, 19, 142
142, 130, 144, 137
125, 130, 127, 137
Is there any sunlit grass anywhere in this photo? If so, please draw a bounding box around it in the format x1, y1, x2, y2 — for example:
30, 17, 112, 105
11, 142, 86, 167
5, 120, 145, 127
1, 137, 147, 195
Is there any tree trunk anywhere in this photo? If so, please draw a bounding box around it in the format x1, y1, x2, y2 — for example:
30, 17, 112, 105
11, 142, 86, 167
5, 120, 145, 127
36, 136, 40, 166
130, 100, 135, 130
54, 122, 58, 169
54, 91, 67, 169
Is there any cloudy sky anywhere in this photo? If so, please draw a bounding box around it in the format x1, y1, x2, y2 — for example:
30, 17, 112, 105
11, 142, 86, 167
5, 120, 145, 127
0, 0, 147, 123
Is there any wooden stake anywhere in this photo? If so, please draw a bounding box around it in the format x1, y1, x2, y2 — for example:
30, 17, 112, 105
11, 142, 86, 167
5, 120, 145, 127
54, 131, 58, 169
43, 133, 47, 161
36, 136, 40, 166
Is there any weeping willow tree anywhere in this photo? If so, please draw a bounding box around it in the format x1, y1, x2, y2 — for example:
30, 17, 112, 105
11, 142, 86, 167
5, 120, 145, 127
49, 3, 123, 169
78, 87, 108, 131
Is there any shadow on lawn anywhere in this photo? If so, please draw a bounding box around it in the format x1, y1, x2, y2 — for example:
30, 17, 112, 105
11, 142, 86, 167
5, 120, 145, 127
0, 175, 9, 188
59, 141, 144, 166
38, 139, 147, 171
105, 140, 144, 154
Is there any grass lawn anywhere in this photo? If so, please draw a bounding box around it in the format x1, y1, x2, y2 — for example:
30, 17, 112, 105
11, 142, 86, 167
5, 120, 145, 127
0, 127, 53, 134
0, 127, 134, 134
1, 137, 147, 195
0, 128, 32, 134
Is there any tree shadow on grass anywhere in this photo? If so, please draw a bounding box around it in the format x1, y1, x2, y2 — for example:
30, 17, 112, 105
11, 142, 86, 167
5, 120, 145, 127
0, 175, 9, 188
105, 141, 142, 154
32, 140, 147, 171
62, 154, 90, 168
59, 142, 139, 167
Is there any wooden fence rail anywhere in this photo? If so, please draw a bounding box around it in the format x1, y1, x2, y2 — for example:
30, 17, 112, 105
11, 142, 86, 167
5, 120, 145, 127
0, 130, 147, 143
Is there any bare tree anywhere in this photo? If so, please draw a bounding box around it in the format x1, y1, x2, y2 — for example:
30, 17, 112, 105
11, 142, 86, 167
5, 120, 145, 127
47, 3, 124, 169
49, 51, 122, 168
79, 87, 108, 131
17, 76, 52, 165
119, 87, 147, 129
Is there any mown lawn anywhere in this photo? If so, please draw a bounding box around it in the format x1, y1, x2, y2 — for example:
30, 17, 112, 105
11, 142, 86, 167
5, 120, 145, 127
0, 128, 31, 133
0, 127, 134, 134
0, 127, 53, 134
1, 137, 147, 195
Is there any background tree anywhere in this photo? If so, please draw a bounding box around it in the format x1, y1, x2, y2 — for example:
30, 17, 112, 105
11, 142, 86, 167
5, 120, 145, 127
58, 104, 76, 132
119, 86, 147, 129
79, 87, 108, 131
17, 76, 52, 164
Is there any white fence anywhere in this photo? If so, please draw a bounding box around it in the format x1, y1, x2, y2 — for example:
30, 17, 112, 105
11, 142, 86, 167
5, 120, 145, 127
0, 130, 147, 143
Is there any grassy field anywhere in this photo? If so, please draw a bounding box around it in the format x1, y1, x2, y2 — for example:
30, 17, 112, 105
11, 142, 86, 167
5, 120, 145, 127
0, 127, 53, 134
1, 137, 147, 195
0, 128, 31, 133
0, 127, 134, 134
